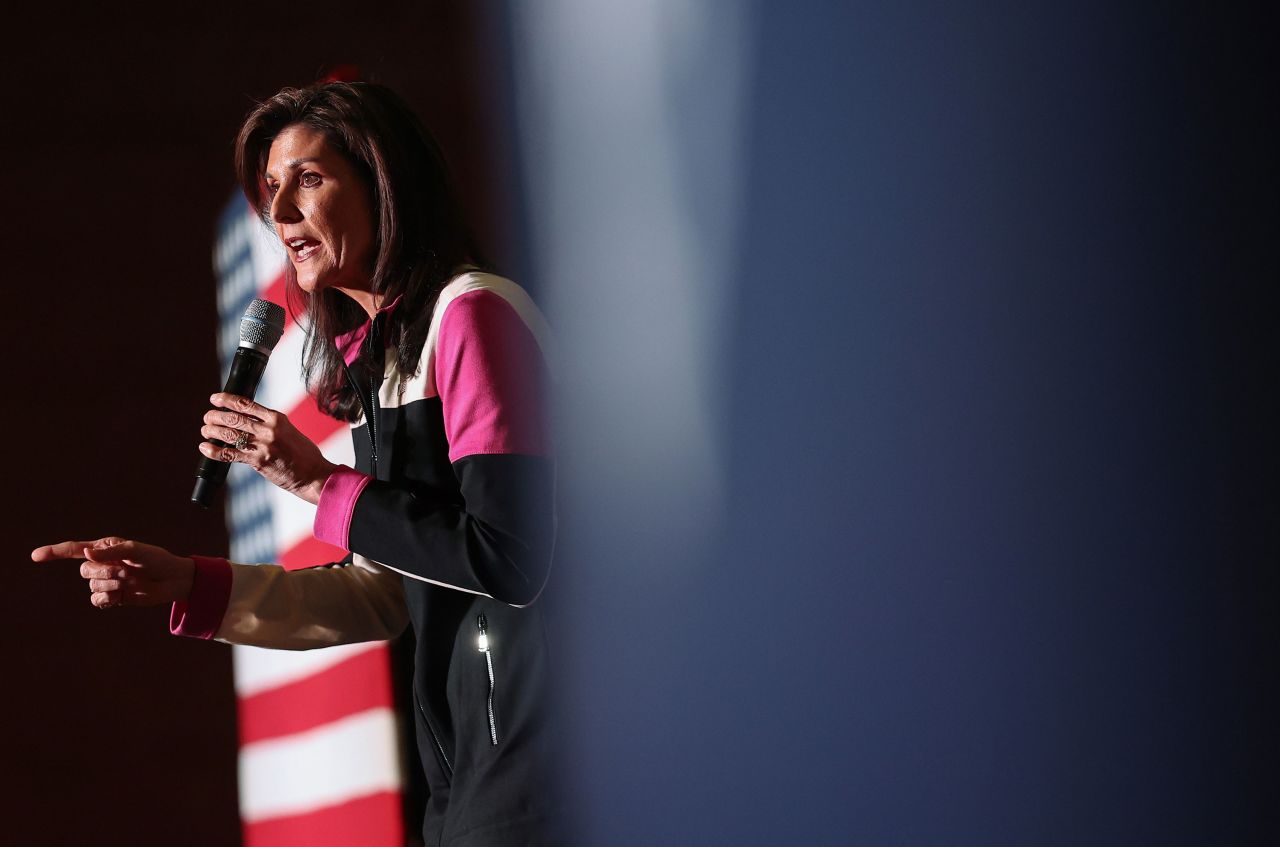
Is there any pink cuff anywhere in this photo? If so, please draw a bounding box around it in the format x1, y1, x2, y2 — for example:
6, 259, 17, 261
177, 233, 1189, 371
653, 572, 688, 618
314, 465, 372, 549
169, 555, 233, 640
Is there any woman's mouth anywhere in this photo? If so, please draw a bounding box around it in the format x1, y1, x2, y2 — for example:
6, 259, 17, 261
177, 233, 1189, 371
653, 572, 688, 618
286, 237, 321, 262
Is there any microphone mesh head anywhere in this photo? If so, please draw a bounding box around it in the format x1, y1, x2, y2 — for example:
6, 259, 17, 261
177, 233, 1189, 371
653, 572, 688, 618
239, 299, 286, 351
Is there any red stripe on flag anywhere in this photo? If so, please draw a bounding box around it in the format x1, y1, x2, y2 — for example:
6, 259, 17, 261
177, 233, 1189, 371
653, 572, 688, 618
287, 394, 346, 448
242, 790, 403, 847
276, 397, 350, 572
237, 647, 394, 746
278, 534, 350, 571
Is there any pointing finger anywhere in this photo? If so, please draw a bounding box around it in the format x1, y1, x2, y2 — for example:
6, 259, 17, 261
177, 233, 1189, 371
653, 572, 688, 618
32, 542, 91, 562
32, 538, 124, 562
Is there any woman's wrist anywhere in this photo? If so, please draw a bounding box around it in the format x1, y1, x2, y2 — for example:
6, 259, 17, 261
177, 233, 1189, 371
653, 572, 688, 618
172, 556, 233, 639
175, 556, 197, 603
299, 461, 339, 505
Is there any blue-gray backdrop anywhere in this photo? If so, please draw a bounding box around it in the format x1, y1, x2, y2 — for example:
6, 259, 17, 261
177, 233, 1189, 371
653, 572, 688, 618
489, 2, 1274, 844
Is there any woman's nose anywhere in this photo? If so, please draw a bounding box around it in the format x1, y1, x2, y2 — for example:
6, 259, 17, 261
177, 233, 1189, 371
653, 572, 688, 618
270, 186, 302, 224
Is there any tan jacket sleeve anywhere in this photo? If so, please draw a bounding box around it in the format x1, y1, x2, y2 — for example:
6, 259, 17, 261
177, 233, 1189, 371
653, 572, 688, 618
215, 554, 408, 650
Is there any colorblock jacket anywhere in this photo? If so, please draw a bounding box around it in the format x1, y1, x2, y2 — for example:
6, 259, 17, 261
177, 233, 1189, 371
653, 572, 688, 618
172, 272, 560, 846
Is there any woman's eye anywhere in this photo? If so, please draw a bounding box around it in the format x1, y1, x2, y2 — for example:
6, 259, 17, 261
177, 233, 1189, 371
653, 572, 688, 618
300, 172, 321, 188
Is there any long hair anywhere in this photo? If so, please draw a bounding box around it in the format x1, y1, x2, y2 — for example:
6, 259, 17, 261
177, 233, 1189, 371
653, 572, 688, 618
234, 81, 484, 421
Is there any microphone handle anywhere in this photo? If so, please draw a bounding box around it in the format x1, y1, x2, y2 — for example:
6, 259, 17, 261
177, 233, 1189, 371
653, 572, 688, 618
191, 347, 270, 507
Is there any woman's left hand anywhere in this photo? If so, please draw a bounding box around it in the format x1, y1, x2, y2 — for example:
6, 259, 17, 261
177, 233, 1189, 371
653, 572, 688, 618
200, 393, 337, 504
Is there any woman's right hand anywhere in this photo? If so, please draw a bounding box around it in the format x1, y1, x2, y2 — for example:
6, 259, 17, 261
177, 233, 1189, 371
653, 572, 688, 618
31, 537, 195, 609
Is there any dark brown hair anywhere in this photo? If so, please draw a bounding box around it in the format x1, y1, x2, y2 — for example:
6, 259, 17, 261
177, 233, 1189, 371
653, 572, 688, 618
235, 81, 484, 421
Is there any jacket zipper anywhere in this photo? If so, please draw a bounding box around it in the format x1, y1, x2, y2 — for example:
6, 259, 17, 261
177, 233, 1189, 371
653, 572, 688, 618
413, 688, 454, 778
365, 316, 381, 475
477, 614, 499, 745
343, 316, 383, 477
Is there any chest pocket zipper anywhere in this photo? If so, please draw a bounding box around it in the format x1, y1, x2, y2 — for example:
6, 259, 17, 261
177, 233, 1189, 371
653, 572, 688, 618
477, 614, 499, 746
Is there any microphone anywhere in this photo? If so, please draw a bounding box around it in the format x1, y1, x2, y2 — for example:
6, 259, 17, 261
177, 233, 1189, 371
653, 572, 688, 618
191, 299, 287, 507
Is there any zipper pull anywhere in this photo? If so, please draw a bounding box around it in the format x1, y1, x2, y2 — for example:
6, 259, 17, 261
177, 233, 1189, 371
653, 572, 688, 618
477, 614, 489, 652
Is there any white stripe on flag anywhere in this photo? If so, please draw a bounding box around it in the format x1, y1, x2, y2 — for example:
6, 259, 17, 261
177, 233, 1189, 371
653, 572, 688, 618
247, 213, 287, 290
238, 707, 402, 823
261, 319, 308, 415
232, 641, 383, 698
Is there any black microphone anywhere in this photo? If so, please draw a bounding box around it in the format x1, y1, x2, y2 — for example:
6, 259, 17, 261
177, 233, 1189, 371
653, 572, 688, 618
191, 299, 287, 507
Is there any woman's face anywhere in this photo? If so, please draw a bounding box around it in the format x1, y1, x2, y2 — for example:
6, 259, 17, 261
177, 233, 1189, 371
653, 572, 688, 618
264, 125, 376, 296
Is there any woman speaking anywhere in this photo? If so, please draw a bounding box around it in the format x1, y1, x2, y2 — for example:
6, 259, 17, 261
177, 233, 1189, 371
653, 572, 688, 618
32, 82, 558, 847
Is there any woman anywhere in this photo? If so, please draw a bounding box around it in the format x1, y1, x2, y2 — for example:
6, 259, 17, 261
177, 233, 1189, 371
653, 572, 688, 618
32, 82, 558, 846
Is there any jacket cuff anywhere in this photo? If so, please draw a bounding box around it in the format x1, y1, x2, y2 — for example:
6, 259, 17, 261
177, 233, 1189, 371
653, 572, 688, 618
314, 465, 372, 550
169, 555, 232, 640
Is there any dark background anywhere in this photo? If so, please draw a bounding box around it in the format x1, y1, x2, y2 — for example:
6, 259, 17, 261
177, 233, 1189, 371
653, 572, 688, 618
1, 4, 506, 844
2, 2, 1276, 846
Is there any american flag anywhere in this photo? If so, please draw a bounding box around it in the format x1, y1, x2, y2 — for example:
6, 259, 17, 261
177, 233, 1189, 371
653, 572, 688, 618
213, 194, 405, 847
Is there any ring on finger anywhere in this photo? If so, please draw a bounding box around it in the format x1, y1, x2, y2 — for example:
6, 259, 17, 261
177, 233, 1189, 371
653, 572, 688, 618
234, 431, 253, 451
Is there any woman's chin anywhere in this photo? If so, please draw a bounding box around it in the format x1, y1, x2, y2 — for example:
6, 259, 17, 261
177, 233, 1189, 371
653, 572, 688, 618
293, 273, 324, 295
